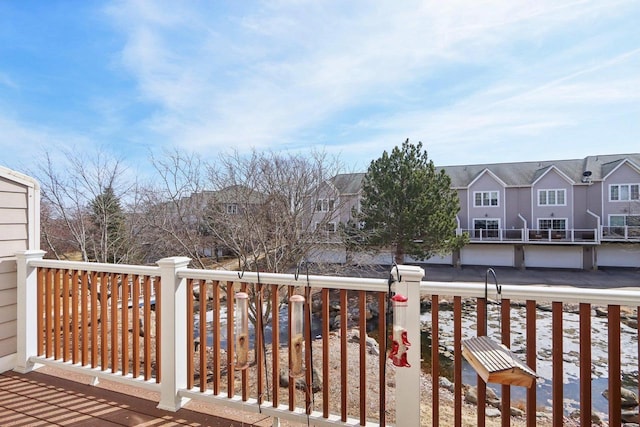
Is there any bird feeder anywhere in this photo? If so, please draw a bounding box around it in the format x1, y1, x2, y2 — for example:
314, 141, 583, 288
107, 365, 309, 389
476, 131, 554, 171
461, 335, 537, 388
289, 294, 305, 378
461, 268, 537, 388
389, 293, 411, 368
234, 292, 249, 370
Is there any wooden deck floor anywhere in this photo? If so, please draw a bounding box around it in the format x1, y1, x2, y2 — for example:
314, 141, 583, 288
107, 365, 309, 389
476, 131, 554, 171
0, 368, 273, 426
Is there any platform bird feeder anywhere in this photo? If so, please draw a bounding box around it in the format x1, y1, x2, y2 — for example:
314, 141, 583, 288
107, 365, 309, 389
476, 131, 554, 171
461, 268, 537, 389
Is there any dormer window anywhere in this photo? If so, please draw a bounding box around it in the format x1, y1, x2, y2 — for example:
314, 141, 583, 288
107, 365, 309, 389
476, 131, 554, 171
610, 184, 639, 201
538, 189, 566, 206
474, 191, 498, 207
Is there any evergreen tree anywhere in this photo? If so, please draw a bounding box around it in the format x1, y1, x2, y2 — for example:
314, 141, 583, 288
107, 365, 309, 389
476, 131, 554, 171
356, 139, 466, 264
90, 185, 127, 263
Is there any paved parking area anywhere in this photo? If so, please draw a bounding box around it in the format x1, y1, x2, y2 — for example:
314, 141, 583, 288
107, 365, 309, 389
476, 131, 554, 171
422, 264, 640, 289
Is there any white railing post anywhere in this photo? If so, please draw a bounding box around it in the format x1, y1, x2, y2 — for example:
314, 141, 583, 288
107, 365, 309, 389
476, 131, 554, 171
392, 264, 424, 427
15, 250, 46, 373
157, 256, 191, 411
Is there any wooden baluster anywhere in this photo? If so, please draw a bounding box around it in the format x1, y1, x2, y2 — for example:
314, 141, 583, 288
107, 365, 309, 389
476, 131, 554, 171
359, 290, 367, 424
552, 301, 563, 426
432, 294, 439, 427
526, 300, 536, 427
454, 296, 462, 427
378, 291, 386, 427
340, 289, 348, 422
608, 305, 621, 427
132, 274, 140, 378
477, 296, 486, 427
501, 298, 511, 427
186, 278, 194, 390
579, 303, 592, 427
154, 276, 161, 383
121, 274, 129, 376
212, 281, 221, 395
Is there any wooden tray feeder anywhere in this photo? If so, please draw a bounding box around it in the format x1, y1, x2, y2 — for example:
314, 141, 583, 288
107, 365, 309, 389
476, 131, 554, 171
462, 336, 536, 388
461, 268, 537, 389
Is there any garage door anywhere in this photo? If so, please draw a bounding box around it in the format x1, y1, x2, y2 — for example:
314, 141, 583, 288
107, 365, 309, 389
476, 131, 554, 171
461, 245, 514, 267
597, 244, 640, 268
525, 246, 582, 269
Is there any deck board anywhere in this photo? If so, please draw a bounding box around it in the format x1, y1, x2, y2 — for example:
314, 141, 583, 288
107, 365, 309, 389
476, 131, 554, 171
0, 369, 271, 426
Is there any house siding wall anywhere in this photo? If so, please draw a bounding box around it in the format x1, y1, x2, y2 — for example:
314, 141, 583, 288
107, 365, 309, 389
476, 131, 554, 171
602, 163, 640, 224
467, 173, 504, 230
0, 169, 39, 371
532, 172, 573, 229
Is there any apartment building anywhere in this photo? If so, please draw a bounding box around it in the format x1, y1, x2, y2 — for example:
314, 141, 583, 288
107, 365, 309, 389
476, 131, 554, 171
310, 154, 640, 270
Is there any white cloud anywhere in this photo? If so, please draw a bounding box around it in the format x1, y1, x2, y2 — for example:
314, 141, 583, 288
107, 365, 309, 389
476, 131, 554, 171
94, 0, 640, 166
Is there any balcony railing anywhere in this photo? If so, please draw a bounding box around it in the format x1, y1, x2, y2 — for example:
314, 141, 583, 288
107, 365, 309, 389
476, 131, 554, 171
459, 228, 600, 244
602, 225, 640, 241
16, 251, 423, 426
14, 251, 640, 426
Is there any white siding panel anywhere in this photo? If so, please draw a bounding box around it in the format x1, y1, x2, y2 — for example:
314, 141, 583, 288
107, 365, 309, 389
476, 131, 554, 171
0, 224, 27, 240
0, 288, 16, 306
0, 192, 27, 209
597, 244, 640, 268
0, 176, 28, 192
0, 257, 16, 274
0, 337, 17, 358
525, 246, 583, 269
0, 320, 16, 341
0, 240, 27, 254
0, 208, 27, 224
461, 245, 514, 267
0, 304, 16, 324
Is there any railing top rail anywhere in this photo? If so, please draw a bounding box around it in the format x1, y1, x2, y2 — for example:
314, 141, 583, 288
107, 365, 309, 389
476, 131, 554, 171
180, 268, 390, 293
28, 259, 160, 276
421, 281, 640, 305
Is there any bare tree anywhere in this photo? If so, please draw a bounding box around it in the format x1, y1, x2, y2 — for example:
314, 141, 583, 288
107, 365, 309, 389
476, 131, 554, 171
140, 149, 216, 268
205, 149, 344, 273
35, 149, 139, 263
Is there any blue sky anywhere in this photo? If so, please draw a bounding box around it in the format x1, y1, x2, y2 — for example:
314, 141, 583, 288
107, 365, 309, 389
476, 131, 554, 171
1, 1, 639, 178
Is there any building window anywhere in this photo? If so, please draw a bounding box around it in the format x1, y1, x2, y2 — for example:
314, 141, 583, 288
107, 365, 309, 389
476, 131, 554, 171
538, 189, 566, 206
610, 184, 640, 201
316, 198, 335, 212
473, 191, 499, 207
610, 215, 640, 227
226, 204, 238, 215
538, 218, 566, 230
473, 218, 499, 238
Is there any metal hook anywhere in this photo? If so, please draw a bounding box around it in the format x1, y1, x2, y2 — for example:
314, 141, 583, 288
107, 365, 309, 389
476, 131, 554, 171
238, 257, 248, 279
485, 267, 501, 333
388, 262, 402, 288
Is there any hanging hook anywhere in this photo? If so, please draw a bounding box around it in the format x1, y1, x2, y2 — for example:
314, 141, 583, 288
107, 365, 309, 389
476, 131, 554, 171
484, 267, 501, 333
388, 262, 402, 288
238, 257, 248, 279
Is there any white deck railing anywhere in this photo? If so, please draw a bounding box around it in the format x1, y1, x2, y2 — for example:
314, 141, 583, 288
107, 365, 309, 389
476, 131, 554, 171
14, 250, 640, 426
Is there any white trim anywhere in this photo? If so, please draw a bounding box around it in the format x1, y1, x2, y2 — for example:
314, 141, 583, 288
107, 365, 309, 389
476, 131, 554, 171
608, 183, 640, 202
467, 168, 508, 188
537, 188, 567, 206
602, 158, 640, 180
472, 190, 499, 207
537, 217, 568, 230
531, 165, 574, 186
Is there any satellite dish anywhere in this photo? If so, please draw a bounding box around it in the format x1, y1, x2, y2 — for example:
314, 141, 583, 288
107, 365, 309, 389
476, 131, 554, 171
582, 170, 592, 183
